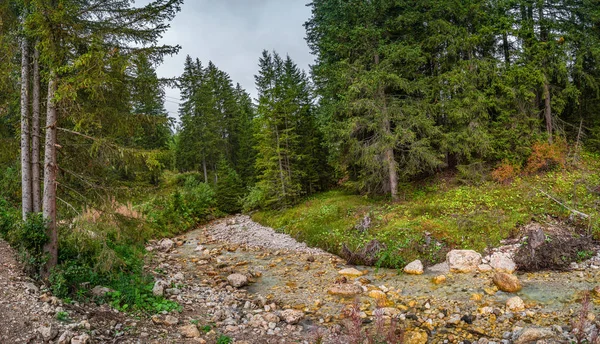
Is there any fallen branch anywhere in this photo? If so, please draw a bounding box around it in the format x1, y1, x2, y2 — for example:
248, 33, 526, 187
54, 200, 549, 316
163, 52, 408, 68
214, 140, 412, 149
533, 186, 589, 219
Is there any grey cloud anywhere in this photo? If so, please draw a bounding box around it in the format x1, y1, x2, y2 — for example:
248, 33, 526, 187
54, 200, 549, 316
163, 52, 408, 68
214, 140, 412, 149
137, 0, 315, 119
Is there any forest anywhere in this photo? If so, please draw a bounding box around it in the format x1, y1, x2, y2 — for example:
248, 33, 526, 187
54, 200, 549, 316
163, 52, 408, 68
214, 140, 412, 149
1, 0, 600, 343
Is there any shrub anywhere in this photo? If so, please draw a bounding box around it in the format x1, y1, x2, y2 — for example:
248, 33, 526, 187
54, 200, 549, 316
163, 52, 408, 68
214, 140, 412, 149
242, 185, 266, 212
524, 140, 566, 174
491, 159, 520, 184
9, 214, 48, 278
0, 197, 17, 236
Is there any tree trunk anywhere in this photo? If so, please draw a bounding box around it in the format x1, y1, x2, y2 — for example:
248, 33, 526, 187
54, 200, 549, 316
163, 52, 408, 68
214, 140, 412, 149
202, 156, 208, 183
20, 32, 32, 220
374, 51, 398, 201
274, 125, 286, 198
42, 74, 58, 278
543, 78, 553, 144
32, 45, 41, 213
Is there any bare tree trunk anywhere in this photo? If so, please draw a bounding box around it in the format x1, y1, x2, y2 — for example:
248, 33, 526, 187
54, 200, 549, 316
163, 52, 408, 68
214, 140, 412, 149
20, 32, 32, 220
42, 74, 58, 278
543, 79, 553, 144
32, 45, 41, 213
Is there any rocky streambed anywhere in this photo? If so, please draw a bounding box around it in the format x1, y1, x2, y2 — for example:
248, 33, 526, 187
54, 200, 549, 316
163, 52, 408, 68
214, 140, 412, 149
142, 215, 600, 344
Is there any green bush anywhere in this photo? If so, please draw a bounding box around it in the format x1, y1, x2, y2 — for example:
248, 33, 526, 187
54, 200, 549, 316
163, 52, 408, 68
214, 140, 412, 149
9, 214, 49, 278
0, 197, 17, 236
242, 185, 266, 212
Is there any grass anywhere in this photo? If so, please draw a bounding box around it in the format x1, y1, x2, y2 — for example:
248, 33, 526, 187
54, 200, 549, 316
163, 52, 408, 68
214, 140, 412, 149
254, 151, 600, 268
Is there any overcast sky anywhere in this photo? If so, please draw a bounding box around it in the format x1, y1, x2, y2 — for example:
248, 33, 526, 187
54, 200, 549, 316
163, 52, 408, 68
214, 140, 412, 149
139, 0, 315, 119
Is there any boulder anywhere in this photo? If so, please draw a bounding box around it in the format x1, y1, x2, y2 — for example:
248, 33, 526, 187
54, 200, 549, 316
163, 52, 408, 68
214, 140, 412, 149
447, 250, 482, 273
279, 309, 304, 324
427, 262, 450, 274
506, 296, 525, 312
164, 315, 179, 326
404, 260, 424, 275
489, 252, 516, 273
492, 272, 522, 293
179, 324, 200, 338
152, 280, 166, 296
158, 238, 175, 252
90, 285, 113, 297
512, 327, 555, 344
327, 284, 363, 297
227, 273, 248, 288
477, 264, 493, 272
37, 325, 58, 341
338, 268, 364, 277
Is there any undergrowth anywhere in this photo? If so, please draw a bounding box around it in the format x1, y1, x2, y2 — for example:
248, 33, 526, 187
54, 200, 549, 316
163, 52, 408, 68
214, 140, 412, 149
254, 151, 600, 268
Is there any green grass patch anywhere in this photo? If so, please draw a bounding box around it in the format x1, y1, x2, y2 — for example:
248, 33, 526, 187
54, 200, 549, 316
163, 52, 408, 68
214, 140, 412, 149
254, 152, 600, 268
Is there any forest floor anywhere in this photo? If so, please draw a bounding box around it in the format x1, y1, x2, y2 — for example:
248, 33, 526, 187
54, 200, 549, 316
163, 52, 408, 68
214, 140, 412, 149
4, 215, 600, 343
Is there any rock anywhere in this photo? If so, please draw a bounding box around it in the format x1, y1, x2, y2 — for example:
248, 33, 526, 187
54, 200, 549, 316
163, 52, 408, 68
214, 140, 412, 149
227, 273, 248, 288
179, 324, 200, 338
279, 309, 304, 324
159, 238, 175, 252
172, 272, 184, 281
367, 289, 388, 301
461, 314, 475, 324
405, 329, 428, 344
447, 250, 482, 273
527, 227, 546, 249
489, 252, 516, 273
338, 268, 365, 277
427, 262, 450, 274
506, 296, 525, 312
432, 275, 446, 284
57, 331, 73, 344
152, 280, 166, 296
478, 264, 493, 272
70, 333, 90, 344
447, 314, 461, 326
512, 327, 555, 344
404, 260, 424, 275
164, 315, 179, 326
145, 245, 154, 252
90, 285, 113, 297
327, 284, 363, 297
263, 313, 280, 323
23, 282, 39, 294
37, 325, 58, 341
492, 272, 522, 293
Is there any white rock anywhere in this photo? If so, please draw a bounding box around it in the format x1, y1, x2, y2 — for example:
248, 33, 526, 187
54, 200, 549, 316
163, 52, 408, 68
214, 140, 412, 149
478, 264, 493, 272
152, 280, 166, 296
447, 250, 482, 273
227, 273, 248, 288
338, 268, 364, 277
404, 260, 424, 275
506, 296, 525, 312
159, 238, 175, 252
37, 325, 58, 341
489, 252, 516, 273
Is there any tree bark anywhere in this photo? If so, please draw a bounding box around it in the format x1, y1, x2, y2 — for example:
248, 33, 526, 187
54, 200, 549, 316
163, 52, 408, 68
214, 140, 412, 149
32, 45, 41, 213
42, 74, 58, 278
20, 32, 32, 220
543, 78, 553, 144
374, 51, 398, 201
